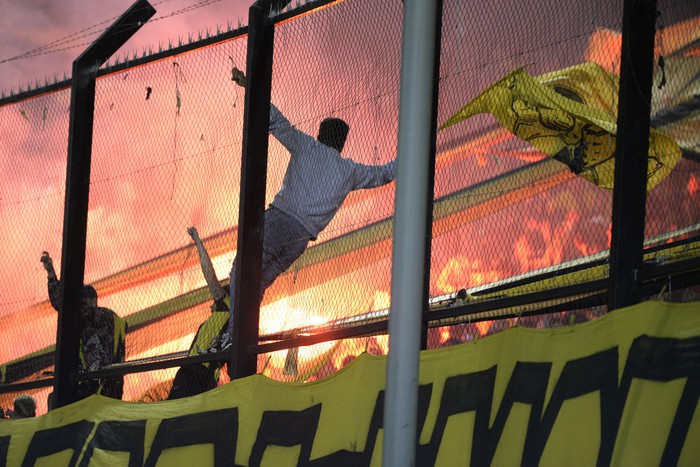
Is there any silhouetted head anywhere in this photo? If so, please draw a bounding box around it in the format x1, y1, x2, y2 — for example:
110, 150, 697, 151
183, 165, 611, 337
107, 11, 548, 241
11, 395, 36, 418
317, 118, 349, 152
82, 285, 98, 307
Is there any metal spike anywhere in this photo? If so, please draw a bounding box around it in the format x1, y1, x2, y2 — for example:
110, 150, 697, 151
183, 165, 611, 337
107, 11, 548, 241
227, 20, 232, 32
188, 33, 193, 44
168, 38, 173, 49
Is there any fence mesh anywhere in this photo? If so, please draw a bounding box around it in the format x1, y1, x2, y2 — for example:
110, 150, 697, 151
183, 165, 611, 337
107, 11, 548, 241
253, 0, 403, 378
1, 0, 698, 416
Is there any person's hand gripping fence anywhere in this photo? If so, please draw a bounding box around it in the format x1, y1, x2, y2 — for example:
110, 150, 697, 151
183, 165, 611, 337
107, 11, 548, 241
232, 67, 246, 88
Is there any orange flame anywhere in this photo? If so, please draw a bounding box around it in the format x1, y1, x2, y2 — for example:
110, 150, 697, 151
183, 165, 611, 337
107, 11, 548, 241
585, 28, 622, 74
689, 173, 699, 197
436, 257, 500, 294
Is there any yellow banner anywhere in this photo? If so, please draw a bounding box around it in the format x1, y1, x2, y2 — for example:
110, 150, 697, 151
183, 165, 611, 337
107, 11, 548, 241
440, 62, 683, 191
1, 300, 699, 466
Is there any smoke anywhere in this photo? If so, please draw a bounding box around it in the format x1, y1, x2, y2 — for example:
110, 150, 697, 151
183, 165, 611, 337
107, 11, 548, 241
0, 0, 251, 92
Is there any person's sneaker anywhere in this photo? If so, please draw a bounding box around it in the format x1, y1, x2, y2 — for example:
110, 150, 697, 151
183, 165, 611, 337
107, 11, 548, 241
217, 333, 233, 352
198, 333, 233, 354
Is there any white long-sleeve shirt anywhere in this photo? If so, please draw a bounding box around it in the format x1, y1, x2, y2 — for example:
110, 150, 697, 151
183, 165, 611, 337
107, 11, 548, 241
269, 104, 396, 239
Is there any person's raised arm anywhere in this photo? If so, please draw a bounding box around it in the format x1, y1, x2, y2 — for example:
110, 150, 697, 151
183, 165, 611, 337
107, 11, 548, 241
187, 227, 227, 301
232, 67, 309, 153
40, 251, 60, 312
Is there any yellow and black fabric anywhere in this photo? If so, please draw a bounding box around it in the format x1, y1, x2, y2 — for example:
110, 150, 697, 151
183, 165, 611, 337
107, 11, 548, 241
2, 300, 699, 466
47, 278, 126, 400
167, 294, 230, 400
440, 62, 682, 191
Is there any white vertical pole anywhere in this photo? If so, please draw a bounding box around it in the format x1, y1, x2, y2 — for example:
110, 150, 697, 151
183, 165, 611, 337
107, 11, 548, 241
383, 0, 439, 465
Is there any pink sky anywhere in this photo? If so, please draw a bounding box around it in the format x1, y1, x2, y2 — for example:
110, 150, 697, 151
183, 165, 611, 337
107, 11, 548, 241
0, 0, 255, 93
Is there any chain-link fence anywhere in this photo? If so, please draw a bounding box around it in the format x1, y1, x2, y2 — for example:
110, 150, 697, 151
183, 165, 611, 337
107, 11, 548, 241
1, 0, 698, 417
427, 0, 700, 347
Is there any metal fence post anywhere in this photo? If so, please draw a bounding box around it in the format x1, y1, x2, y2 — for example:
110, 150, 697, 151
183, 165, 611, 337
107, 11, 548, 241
607, 0, 658, 311
421, 1, 443, 352
384, 0, 442, 465
231, 0, 291, 379
54, 0, 155, 408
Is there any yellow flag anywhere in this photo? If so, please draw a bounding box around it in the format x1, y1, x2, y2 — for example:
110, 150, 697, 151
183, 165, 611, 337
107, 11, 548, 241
440, 62, 682, 190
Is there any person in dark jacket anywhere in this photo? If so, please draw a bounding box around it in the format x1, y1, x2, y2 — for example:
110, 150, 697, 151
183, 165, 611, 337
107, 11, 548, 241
41, 251, 126, 401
